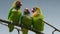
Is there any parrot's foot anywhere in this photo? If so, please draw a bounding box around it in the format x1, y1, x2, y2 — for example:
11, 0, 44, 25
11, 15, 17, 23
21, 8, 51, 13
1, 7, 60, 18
10, 21, 13, 24
8, 20, 13, 24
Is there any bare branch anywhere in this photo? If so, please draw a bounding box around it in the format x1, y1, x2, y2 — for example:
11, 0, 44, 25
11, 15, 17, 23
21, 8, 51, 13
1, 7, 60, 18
52, 30, 55, 34
44, 20, 60, 32
39, 19, 60, 34
0, 22, 21, 31
0, 19, 43, 34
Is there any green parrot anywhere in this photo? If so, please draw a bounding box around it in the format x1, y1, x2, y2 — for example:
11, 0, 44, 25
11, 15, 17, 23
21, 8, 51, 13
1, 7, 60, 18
21, 8, 32, 34
8, 0, 22, 32
31, 7, 44, 34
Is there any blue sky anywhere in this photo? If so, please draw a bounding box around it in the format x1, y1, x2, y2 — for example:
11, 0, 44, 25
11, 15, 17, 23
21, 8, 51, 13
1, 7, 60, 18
0, 0, 60, 34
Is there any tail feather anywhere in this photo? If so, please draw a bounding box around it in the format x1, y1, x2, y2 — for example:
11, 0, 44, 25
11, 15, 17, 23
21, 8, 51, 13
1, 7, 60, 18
8, 24, 14, 32
22, 28, 28, 34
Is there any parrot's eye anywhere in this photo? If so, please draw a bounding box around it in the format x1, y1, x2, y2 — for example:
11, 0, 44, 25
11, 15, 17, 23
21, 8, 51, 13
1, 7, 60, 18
34, 7, 37, 10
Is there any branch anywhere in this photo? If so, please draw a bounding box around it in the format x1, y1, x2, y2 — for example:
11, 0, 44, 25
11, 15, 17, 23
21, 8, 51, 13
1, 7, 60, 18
0, 22, 21, 31
52, 30, 55, 34
39, 19, 60, 34
0, 19, 43, 34
44, 20, 60, 32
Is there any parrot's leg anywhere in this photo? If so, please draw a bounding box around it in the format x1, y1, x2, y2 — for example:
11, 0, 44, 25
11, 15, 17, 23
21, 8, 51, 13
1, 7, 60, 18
17, 29, 20, 34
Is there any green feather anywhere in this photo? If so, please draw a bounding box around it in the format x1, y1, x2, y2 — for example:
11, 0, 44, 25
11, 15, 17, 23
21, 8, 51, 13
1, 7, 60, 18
21, 15, 32, 34
8, 8, 22, 32
31, 7, 44, 34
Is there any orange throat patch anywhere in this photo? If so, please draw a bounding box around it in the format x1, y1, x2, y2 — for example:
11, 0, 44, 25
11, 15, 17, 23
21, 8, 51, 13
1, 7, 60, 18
33, 12, 38, 17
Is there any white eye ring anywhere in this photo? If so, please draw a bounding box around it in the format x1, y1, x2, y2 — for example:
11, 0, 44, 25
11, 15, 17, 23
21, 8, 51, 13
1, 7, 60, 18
25, 8, 28, 9
32, 9, 33, 10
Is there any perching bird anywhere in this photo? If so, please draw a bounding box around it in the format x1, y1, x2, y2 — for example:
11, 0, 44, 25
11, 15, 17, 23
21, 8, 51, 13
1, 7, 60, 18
21, 8, 32, 34
8, 0, 22, 32
31, 7, 44, 34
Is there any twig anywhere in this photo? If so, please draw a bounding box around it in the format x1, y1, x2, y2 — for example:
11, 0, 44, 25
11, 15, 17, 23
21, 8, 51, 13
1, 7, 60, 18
52, 30, 55, 34
0, 19, 43, 34
0, 22, 21, 31
17, 29, 20, 34
44, 21, 60, 32
39, 19, 60, 34
0, 22, 21, 34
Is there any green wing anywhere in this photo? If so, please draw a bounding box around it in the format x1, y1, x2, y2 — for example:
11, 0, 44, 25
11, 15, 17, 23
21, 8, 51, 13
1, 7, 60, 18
8, 7, 14, 32
8, 7, 14, 19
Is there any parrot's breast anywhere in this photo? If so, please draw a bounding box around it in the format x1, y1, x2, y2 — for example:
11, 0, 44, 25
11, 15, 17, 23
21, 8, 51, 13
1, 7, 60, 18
32, 16, 44, 31
9, 10, 21, 23
21, 15, 32, 27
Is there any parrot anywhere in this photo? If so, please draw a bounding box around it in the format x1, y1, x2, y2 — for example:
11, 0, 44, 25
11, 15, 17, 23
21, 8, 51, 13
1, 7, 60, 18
21, 8, 32, 34
8, 0, 22, 32
31, 7, 44, 34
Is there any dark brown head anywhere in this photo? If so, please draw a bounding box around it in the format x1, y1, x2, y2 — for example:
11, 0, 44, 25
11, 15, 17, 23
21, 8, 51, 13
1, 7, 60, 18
24, 8, 30, 15
15, 1, 22, 10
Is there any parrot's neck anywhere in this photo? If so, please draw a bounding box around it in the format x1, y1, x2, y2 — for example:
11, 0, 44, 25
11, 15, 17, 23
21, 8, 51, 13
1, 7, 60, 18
24, 13, 30, 16
33, 12, 40, 17
24, 11, 30, 15
14, 6, 20, 10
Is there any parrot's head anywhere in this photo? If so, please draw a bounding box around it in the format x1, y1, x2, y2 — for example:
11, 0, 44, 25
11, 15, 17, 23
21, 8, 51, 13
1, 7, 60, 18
15, 1, 22, 10
32, 7, 37, 13
32, 7, 40, 13
32, 7, 40, 17
24, 8, 30, 15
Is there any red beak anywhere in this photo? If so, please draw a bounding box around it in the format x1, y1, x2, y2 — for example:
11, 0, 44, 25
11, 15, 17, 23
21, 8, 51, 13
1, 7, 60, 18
32, 9, 35, 13
20, 2, 22, 6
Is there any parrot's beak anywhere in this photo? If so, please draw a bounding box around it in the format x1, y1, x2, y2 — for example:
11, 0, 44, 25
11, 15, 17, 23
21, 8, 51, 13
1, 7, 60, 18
32, 9, 35, 13
32, 7, 37, 13
20, 2, 22, 6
